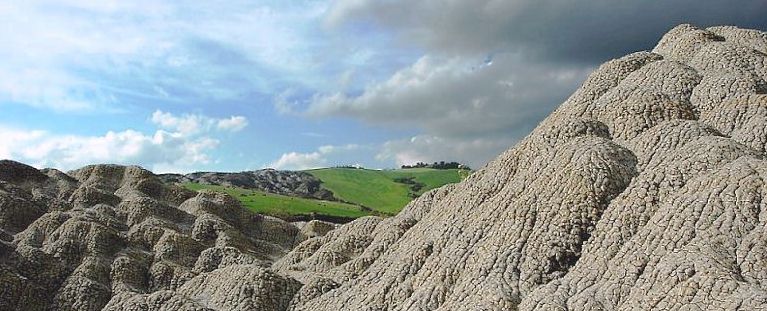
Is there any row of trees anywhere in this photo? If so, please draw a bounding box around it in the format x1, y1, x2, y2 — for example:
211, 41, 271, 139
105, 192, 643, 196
334, 164, 364, 169
401, 161, 469, 170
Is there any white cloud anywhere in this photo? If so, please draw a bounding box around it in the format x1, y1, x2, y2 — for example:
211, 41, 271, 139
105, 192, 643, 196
0, 1, 332, 112
269, 151, 327, 170
0, 127, 218, 173
318, 144, 360, 154
307, 53, 590, 137
269, 137, 509, 170
274, 89, 300, 114
151, 110, 206, 135
377, 135, 515, 169
216, 116, 248, 132
269, 144, 363, 170
0, 109, 246, 173
0, 69, 100, 112
150, 110, 248, 134
0, 128, 47, 159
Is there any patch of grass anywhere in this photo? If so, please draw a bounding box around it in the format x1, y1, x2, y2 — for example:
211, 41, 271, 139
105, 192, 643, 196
381, 168, 467, 196
305, 168, 467, 214
305, 168, 411, 214
182, 183, 370, 219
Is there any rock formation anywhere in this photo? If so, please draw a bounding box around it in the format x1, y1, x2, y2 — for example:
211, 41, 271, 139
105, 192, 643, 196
0, 161, 327, 310
2, 24, 767, 310
159, 170, 335, 201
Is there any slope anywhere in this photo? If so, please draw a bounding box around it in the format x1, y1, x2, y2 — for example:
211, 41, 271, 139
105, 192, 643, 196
182, 183, 370, 219
305, 168, 466, 214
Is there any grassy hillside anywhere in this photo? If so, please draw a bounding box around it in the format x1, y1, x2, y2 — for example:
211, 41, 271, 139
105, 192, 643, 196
179, 167, 468, 220
182, 183, 370, 219
381, 168, 469, 196
306, 168, 467, 214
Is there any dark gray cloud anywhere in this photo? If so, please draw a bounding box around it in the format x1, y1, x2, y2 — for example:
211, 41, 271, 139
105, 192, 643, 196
312, 0, 767, 167
327, 0, 767, 63
306, 52, 592, 167
308, 53, 591, 138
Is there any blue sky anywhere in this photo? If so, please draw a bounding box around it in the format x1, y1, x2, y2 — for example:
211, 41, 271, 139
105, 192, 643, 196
1, 0, 765, 172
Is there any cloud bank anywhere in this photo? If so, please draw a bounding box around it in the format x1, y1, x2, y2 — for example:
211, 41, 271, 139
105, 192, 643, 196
326, 0, 767, 61
269, 144, 366, 170
0, 0, 331, 112
0, 111, 247, 173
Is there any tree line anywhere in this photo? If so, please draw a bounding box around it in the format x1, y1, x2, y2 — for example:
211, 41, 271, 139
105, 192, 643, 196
401, 161, 469, 170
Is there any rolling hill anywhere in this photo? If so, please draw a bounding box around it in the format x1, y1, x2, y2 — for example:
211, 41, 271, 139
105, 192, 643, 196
181, 183, 370, 220
176, 167, 468, 220
306, 168, 468, 214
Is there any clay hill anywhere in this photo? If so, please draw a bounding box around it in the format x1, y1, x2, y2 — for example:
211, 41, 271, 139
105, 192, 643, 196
2, 24, 767, 310
158, 170, 335, 201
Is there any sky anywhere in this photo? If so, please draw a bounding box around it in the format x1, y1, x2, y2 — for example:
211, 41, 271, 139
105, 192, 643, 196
0, 0, 766, 173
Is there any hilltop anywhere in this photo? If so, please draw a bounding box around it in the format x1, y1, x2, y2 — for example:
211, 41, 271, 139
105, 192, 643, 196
306, 167, 468, 214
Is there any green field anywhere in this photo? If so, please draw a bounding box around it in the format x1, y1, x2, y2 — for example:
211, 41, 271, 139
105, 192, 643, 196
381, 168, 469, 196
180, 168, 468, 220
182, 183, 371, 218
306, 168, 467, 214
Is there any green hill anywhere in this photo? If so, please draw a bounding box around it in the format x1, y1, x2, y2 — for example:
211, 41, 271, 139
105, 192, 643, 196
179, 167, 468, 221
305, 168, 468, 214
182, 183, 371, 219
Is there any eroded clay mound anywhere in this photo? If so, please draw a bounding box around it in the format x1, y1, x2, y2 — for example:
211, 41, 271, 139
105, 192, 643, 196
278, 24, 767, 311
0, 162, 317, 311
